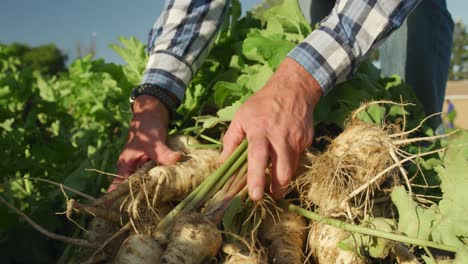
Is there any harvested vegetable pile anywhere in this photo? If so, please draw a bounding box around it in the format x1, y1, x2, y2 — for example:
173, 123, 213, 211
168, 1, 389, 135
2, 0, 468, 263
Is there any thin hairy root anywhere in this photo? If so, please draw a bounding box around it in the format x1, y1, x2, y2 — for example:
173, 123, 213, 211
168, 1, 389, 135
393, 129, 459, 146
0, 195, 95, 248
245, 195, 279, 237
58, 185, 87, 233
223, 243, 267, 264
106, 135, 199, 210
343, 148, 445, 205
351, 101, 414, 121
258, 207, 307, 264
68, 217, 123, 263
127, 203, 173, 237
85, 169, 125, 179
389, 148, 413, 197
222, 230, 268, 263
130, 187, 146, 219
389, 112, 442, 138
91, 161, 153, 207
69, 199, 121, 223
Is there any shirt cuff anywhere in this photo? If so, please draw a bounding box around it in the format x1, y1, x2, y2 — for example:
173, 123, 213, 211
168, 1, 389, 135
141, 51, 194, 101
287, 27, 355, 95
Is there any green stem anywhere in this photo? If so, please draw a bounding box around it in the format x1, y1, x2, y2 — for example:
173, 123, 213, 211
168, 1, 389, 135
281, 202, 458, 253
158, 140, 248, 229
199, 134, 222, 145
186, 150, 247, 212
187, 143, 222, 149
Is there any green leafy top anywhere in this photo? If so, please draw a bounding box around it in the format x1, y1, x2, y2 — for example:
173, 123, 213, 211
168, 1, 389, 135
179, 0, 425, 133
392, 131, 468, 262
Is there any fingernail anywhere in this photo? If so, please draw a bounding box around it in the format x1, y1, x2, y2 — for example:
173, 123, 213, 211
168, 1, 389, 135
251, 187, 264, 201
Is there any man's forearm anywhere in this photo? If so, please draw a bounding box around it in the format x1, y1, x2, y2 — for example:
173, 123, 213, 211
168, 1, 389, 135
142, 0, 230, 101
288, 0, 420, 95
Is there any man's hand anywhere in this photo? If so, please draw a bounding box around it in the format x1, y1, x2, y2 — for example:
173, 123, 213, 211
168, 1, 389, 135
111, 95, 182, 192
219, 57, 323, 201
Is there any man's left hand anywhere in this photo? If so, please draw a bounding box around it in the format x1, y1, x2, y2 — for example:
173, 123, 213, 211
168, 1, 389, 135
218, 57, 323, 201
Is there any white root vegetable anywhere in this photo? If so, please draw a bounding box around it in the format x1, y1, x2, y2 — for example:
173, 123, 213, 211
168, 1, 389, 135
258, 209, 307, 264
222, 239, 268, 264
114, 234, 164, 264
161, 212, 222, 264
297, 123, 396, 215
128, 148, 220, 219
224, 251, 267, 264
93, 135, 202, 208
308, 222, 364, 264
148, 148, 220, 204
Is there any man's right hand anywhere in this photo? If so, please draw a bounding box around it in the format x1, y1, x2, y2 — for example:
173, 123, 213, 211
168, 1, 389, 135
111, 95, 182, 192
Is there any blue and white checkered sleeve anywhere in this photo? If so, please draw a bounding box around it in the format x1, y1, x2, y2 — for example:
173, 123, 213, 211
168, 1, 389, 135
142, 0, 229, 101
288, 0, 420, 95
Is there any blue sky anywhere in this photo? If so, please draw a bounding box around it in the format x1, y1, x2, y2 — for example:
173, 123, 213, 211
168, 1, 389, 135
1, 0, 467, 64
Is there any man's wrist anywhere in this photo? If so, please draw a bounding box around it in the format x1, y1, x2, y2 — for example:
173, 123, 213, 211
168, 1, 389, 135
132, 95, 171, 125
281, 57, 323, 107
130, 83, 179, 120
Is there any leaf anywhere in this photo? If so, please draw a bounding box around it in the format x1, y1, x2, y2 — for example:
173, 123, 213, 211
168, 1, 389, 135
218, 100, 242, 120
391, 186, 436, 240
356, 110, 374, 124
455, 247, 468, 264
0, 118, 14, 132
388, 105, 410, 117
431, 131, 468, 248
367, 105, 386, 125
339, 218, 396, 259
213, 81, 243, 107
36, 75, 56, 102
109, 36, 147, 85
195, 100, 243, 129
222, 196, 244, 235
242, 29, 296, 68
245, 65, 273, 92
263, 17, 284, 38
229, 55, 244, 71
252, 0, 311, 36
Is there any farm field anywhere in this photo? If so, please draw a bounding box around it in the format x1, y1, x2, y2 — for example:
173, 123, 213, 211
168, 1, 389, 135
0, 0, 467, 263
444, 80, 468, 129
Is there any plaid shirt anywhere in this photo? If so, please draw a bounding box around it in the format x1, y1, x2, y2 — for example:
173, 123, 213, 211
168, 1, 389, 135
142, 0, 420, 100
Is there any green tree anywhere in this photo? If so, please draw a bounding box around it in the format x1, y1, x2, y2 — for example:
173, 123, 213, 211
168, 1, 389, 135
1, 42, 67, 75
449, 19, 468, 80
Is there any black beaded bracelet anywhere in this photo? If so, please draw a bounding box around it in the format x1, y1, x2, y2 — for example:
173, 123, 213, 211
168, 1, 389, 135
130, 83, 179, 120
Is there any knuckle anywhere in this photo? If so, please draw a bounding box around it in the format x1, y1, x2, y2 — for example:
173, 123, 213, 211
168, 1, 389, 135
273, 126, 289, 138
117, 151, 129, 164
